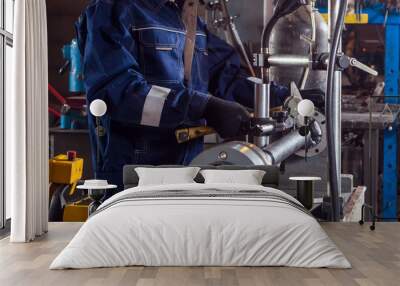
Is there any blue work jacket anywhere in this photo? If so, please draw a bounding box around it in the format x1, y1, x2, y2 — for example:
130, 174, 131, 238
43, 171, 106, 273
76, 0, 288, 188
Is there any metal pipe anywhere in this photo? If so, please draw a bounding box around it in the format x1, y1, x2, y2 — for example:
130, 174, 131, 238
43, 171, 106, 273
229, 24, 256, 77
326, 0, 347, 221
263, 0, 274, 28
264, 130, 312, 165
329, 0, 342, 196
254, 81, 270, 148
260, 4, 278, 83
261, 0, 274, 82
267, 54, 310, 67
256, 123, 275, 136
219, 0, 256, 77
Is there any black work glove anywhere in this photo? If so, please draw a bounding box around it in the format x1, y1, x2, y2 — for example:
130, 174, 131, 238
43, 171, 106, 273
203, 96, 251, 139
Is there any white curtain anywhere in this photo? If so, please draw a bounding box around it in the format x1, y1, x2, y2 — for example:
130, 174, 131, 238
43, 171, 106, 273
7, 0, 49, 242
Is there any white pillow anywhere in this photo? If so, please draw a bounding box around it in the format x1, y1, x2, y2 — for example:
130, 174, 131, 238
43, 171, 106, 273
200, 169, 266, 185
135, 167, 201, 186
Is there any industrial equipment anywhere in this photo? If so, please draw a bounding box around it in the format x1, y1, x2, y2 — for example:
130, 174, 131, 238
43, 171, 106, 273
270, 2, 328, 91
49, 153, 90, 222
204, 0, 256, 76
317, 0, 400, 220
48, 38, 87, 130
60, 38, 85, 94
48, 83, 87, 130
192, 83, 324, 166
48, 99, 109, 221
193, 0, 379, 221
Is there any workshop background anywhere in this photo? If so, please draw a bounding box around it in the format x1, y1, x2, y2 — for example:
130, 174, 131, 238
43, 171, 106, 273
47, 1, 91, 178
45, 0, 400, 221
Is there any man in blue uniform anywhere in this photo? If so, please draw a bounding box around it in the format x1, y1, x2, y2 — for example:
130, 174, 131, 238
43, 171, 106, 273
76, 0, 289, 191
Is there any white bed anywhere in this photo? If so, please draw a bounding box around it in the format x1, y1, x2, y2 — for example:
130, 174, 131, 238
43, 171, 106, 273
50, 183, 351, 269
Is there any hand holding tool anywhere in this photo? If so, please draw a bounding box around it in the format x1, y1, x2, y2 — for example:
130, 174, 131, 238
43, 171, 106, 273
203, 96, 251, 139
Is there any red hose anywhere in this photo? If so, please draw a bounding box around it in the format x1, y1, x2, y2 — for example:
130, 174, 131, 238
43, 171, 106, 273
48, 83, 67, 105
48, 106, 61, 118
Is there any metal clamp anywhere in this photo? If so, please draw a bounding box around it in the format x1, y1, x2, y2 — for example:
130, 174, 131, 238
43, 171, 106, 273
313, 52, 378, 76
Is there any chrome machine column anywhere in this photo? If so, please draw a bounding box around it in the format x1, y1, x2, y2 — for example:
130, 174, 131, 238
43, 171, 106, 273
263, 0, 274, 27
328, 0, 342, 199
254, 81, 270, 148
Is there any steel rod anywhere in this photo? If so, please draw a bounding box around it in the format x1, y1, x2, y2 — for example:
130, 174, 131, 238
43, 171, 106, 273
326, 0, 347, 221
267, 54, 310, 67
254, 82, 270, 148
329, 0, 342, 199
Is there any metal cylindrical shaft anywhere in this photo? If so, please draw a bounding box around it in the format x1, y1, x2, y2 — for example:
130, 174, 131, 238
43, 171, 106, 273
264, 130, 311, 165
257, 123, 275, 136
267, 54, 310, 67
254, 82, 270, 148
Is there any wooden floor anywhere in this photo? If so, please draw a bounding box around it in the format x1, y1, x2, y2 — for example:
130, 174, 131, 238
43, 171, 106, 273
0, 222, 399, 286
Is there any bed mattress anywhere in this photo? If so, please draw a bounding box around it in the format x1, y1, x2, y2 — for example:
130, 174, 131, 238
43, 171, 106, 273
50, 183, 351, 269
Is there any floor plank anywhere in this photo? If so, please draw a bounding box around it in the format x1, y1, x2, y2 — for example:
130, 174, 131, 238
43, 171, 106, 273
0, 222, 398, 286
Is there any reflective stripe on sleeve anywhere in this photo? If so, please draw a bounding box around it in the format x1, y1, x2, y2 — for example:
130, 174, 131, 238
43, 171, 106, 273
140, 85, 171, 127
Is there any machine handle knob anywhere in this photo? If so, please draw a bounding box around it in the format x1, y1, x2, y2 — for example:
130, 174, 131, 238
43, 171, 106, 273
349, 58, 379, 76
313, 53, 378, 77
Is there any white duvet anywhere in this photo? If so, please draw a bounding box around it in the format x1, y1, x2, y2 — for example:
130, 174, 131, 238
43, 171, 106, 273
50, 183, 351, 269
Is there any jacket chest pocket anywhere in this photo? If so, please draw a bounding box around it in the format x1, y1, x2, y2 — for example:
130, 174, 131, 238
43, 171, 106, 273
194, 34, 209, 85
137, 28, 184, 84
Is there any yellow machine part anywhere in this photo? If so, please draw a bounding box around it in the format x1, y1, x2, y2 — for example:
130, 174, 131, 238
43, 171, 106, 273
49, 154, 87, 222
321, 13, 369, 24
49, 154, 84, 185
63, 203, 89, 222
